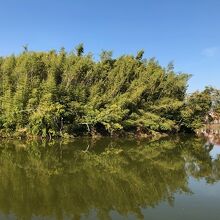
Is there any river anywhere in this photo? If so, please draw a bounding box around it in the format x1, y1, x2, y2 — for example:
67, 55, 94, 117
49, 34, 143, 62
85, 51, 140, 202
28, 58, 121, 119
0, 135, 220, 220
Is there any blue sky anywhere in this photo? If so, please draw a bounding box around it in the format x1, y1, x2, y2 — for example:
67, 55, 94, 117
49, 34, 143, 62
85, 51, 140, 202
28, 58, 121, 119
0, 0, 219, 92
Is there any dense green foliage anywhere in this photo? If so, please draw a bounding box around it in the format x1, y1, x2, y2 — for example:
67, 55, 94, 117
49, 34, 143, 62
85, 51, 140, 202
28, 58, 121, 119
0, 46, 219, 138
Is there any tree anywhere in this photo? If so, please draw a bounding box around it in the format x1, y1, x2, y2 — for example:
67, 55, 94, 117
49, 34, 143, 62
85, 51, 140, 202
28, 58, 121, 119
180, 90, 212, 131
100, 50, 113, 62
0, 45, 214, 138
135, 50, 144, 60
75, 43, 84, 57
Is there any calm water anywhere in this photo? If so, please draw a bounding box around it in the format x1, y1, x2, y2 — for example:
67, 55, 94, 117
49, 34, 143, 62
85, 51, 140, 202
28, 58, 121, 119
0, 135, 220, 220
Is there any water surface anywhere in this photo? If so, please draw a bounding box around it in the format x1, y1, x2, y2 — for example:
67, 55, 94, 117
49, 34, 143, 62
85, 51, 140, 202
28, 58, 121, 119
0, 135, 220, 220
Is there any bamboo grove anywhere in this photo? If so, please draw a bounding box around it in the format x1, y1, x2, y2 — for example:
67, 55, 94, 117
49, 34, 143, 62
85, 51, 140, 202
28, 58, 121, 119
0, 45, 218, 138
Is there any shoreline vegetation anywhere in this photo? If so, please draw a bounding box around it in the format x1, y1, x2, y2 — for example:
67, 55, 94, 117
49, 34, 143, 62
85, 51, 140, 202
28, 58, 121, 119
0, 44, 220, 139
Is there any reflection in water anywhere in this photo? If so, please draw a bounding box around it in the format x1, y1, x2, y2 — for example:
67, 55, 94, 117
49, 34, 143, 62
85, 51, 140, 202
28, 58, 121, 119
200, 125, 220, 146
0, 136, 220, 219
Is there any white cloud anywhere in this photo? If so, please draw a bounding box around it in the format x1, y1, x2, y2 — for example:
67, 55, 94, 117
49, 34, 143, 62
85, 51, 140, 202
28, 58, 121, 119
202, 47, 219, 57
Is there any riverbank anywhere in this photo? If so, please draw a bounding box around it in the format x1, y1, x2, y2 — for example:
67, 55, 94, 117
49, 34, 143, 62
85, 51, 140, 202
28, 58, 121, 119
0, 128, 171, 140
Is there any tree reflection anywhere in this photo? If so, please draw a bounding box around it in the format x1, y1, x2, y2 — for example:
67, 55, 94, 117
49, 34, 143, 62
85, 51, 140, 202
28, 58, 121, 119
0, 136, 219, 220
